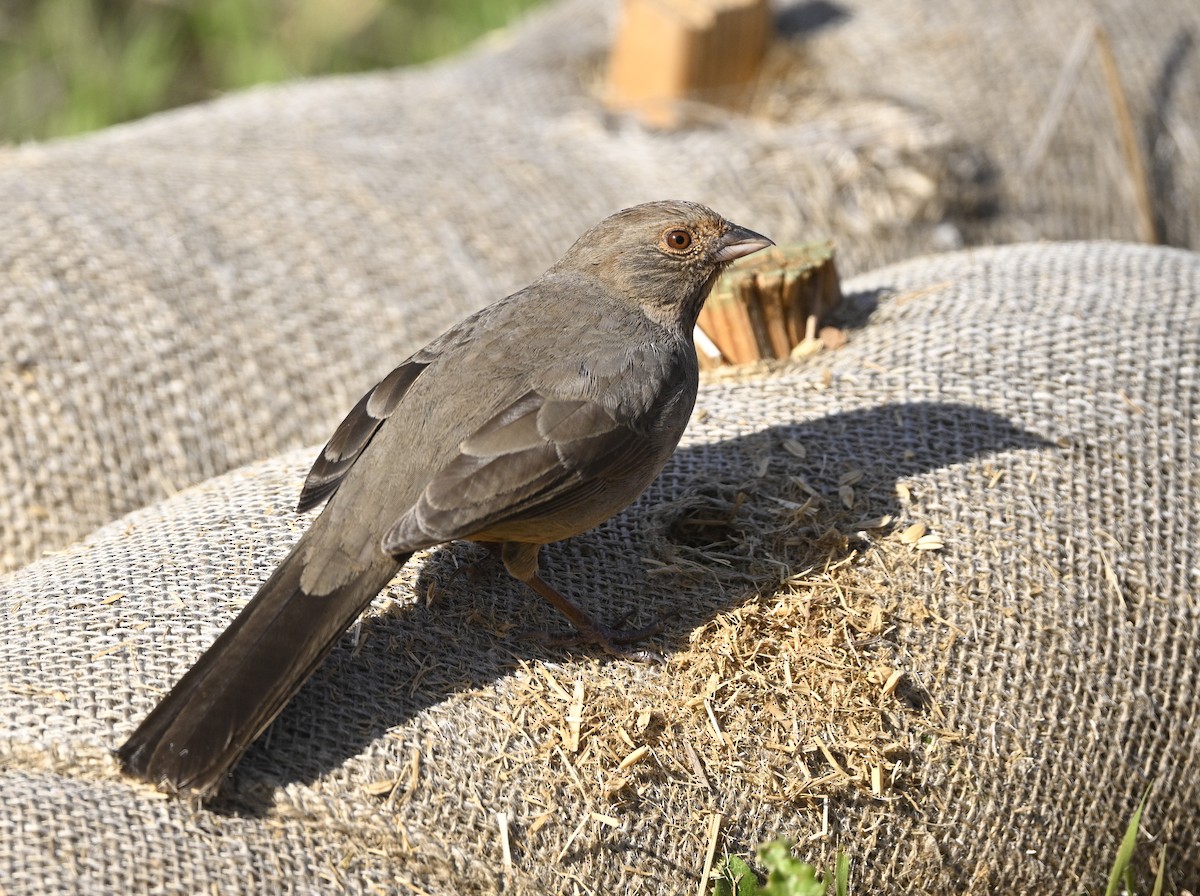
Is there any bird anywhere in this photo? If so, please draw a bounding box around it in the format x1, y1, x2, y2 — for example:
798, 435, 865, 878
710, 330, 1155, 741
116, 199, 773, 797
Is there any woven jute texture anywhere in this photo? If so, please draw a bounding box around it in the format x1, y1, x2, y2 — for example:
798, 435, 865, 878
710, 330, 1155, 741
4, 0, 1198, 573
3, 241, 1198, 893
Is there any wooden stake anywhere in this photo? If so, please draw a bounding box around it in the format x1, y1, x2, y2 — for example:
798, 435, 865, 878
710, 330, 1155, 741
606, 0, 772, 127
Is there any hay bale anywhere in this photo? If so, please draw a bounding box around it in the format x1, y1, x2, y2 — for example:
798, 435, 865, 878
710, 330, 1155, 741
3, 241, 1197, 893
0, 0, 983, 573
4, 0, 1199, 573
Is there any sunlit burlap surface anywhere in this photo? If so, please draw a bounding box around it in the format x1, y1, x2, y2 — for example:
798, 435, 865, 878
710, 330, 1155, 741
3, 241, 1197, 893
4, 0, 1196, 573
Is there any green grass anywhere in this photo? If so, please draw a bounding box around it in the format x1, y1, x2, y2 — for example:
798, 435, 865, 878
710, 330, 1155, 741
713, 792, 1172, 896
0, 0, 546, 142
1104, 787, 1169, 896
714, 842, 850, 896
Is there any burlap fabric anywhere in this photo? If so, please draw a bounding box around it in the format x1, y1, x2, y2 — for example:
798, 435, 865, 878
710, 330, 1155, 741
4, 0, 1198, 573
794, 0, 1200, 250
3, 241, 1198, 893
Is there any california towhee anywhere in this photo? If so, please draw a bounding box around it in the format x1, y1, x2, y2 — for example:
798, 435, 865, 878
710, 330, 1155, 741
117, 200, 772, 796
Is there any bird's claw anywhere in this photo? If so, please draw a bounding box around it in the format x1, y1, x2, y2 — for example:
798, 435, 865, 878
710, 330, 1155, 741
516, 615, 664, 661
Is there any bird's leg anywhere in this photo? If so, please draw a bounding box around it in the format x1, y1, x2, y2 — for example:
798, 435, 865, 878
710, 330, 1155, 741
500, 542, 662, 649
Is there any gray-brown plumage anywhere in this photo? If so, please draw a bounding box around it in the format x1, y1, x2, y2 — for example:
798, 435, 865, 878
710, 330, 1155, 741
116, 200, 772, 797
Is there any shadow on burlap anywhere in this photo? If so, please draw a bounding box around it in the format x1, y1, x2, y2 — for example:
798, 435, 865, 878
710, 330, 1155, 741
3, 242, 1197, 893
4, 0, 1198, 573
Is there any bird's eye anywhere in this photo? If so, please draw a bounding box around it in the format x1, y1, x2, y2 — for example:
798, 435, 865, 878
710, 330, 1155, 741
663, 228, 693, 252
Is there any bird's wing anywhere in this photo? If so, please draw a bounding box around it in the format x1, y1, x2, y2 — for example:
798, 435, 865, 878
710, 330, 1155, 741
381, 388, 654, 552
296, 360, 430, 512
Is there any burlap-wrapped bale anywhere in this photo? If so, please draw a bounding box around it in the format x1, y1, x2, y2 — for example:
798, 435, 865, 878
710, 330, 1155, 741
3, 241, 1197, 893
0, 0, 958, 574
796, 0, 1200, 249
5, 0, 1198, 574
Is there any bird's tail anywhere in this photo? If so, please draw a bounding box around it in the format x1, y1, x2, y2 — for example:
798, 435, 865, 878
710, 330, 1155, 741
116, 531, 408, 797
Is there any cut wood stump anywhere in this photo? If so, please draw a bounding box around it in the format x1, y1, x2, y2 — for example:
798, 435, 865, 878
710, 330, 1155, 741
696, 241, 843, 369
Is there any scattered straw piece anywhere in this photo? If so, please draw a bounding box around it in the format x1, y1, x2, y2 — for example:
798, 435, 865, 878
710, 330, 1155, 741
554, 815, 590, 864
536, 665, 572, 702
889, 279, 955, 308
881, 668, 905, 698
90, 640, 131, 661
394, 877, 434, 896
590, 812, 621, 828
781, 438, 806, 459
697, 813, 724, 896
363, 778, 400, 797
565, 679, 584, 753
554, 745, 590, 805
497, 811, 513, 875
915, 534, 945, 551
529, 811, 554, 836
401, 746, 421, 804
852, 515, 893, 530
814, 736, 851, 778
704, 698, 727, 747
618, 745, 651, 770
681, 738, 711, 790
819, 326, 848, 350
871, 764, 885, 796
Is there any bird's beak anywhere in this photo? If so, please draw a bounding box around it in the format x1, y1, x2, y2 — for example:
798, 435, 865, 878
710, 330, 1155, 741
713, 225, 775, 264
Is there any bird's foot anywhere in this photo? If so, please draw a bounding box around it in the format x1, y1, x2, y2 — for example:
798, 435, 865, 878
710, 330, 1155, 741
517, 611, 664, 661
505, 555, 665, 659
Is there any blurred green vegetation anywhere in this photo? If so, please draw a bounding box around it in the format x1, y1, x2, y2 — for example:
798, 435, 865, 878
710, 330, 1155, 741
0, 0, 545, 142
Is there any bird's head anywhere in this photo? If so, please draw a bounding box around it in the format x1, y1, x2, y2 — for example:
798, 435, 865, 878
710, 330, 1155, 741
553, 200, 774, 332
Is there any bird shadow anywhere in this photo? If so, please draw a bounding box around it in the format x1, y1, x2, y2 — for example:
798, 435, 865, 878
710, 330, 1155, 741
208, 398, 1052, 815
